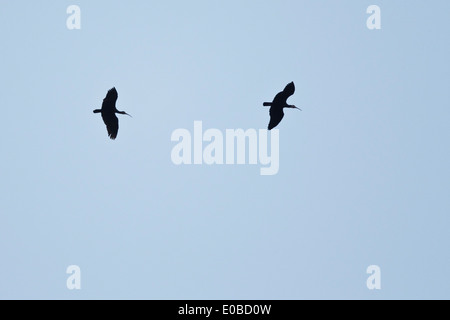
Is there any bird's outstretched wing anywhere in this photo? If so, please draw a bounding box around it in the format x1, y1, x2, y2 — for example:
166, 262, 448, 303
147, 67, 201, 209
105, 87, 118, 101
273, 82, 295, 104
268, 108, 284, 130
102, 112, 119, 140
102, 87, 118, 111
282, 82, 295, 97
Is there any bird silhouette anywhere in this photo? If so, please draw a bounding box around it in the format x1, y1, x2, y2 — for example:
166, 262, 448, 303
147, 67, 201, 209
93, 87, 131, 140
263, 82, 301, 130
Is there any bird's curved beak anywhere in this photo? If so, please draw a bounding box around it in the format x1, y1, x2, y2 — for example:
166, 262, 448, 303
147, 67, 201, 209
288, 105, 301, 111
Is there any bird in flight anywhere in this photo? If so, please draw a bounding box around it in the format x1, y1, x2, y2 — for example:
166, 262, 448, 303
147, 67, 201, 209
93, 87, 131, 140
263, 82, 301, 130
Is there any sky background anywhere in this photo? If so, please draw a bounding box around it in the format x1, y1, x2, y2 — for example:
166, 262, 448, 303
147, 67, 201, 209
0, 1, 449, 299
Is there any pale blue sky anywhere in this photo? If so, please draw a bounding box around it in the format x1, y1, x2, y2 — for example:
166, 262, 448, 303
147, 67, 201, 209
0, 1, 449, 299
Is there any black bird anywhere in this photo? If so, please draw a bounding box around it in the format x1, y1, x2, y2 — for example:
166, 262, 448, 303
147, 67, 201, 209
263, 82, 301, 130
93, 87, 131, 140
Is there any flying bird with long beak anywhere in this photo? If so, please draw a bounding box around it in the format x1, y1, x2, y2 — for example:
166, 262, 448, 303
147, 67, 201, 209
263, 82, 301, 130
93, 87, 131, 140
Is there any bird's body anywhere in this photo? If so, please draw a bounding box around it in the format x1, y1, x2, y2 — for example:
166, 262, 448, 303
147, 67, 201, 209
263, 82, 300, 130
93, 87, 131, 140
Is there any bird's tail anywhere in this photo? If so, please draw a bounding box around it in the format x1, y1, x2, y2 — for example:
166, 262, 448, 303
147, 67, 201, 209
263, 102, 272, 107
